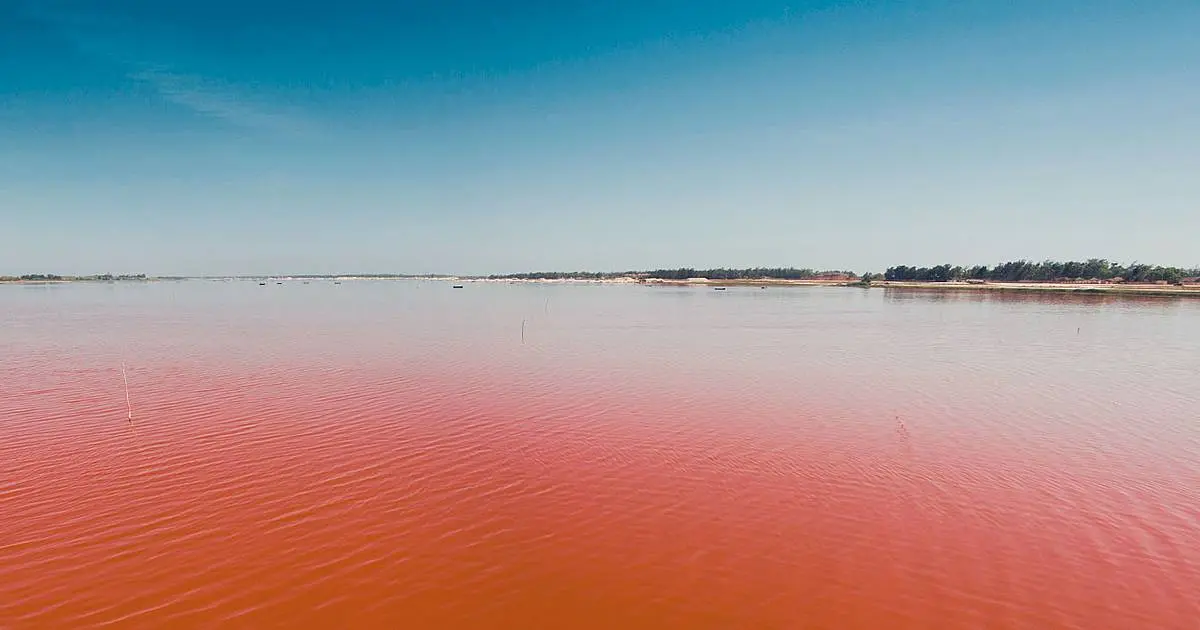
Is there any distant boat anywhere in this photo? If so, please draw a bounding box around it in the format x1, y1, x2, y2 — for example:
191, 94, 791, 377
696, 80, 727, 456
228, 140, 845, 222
452, 285, 464, 289
258, 282, 266, 286
714, 287, 727, 291
276, 282, 283, 285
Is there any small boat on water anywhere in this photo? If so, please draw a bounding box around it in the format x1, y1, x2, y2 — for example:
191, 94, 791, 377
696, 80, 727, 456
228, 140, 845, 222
713, 287, 727, 291
452, 285, 464, 289
258, 282, 266, 286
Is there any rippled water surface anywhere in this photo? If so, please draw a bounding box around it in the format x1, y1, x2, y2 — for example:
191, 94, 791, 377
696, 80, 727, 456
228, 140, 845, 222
3, 281, 1199, 628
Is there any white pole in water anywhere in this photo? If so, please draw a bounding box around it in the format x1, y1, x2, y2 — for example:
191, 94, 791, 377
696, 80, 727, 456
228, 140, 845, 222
121, 361, 133, 421
521, 319, 526, 345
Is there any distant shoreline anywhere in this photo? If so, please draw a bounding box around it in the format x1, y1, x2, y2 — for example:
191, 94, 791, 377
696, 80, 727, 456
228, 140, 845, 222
0, 275, 454, 284
0, 279, 151, 285
6, 275, 1200, 297
871, 280, 1200, 297
469, 276, 1200, 296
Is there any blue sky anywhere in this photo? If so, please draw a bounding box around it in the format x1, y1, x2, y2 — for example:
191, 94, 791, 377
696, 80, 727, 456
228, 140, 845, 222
2, 1, 1198, 275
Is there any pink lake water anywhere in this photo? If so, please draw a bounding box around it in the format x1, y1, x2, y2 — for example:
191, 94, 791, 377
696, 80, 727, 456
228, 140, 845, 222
2, 280, 1199, 628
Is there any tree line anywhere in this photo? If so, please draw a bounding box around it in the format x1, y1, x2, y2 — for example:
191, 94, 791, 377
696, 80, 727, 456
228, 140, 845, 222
1, 274, 148, 282
883, 260, 1200, 284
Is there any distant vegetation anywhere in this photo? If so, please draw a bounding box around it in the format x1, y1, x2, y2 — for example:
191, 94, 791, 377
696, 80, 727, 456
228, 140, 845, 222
883, 259, 1200, 284
1, 273, 147, 282
486, 260, 1200, 286
10, 274, 66, 281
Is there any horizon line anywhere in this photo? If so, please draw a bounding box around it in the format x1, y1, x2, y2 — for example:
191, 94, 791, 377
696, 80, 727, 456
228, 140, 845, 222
5, 258, 1200, 282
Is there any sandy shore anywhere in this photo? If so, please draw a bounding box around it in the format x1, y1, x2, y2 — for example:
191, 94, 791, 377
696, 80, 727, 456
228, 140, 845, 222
874, 280, 1200, 297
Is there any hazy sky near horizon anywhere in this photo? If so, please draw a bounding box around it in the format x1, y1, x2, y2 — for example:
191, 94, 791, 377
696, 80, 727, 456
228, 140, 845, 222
3, 1, 1199, 275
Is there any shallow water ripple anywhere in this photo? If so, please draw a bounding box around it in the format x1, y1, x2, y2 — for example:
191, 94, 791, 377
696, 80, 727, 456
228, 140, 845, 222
2, 282, 1199, 628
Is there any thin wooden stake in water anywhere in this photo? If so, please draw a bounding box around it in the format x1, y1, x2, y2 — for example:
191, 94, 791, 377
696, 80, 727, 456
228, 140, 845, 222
521, 319, 526, 345
121, 362, 133, 422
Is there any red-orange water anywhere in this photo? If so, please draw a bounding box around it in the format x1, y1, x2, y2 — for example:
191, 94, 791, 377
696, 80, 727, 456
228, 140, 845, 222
3, 282, 1199, 628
